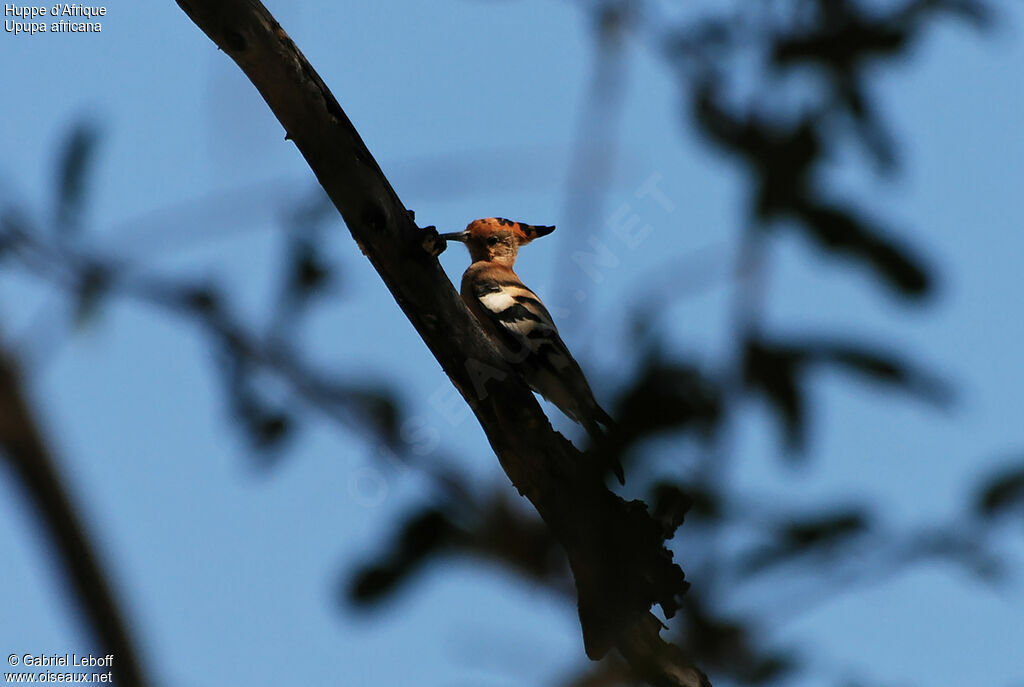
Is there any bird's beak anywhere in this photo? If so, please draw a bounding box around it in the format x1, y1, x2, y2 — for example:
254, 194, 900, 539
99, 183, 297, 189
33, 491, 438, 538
438, 230, 469, 242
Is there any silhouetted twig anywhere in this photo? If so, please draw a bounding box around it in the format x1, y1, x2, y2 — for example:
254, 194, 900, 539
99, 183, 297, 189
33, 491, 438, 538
0, 341, 150, 687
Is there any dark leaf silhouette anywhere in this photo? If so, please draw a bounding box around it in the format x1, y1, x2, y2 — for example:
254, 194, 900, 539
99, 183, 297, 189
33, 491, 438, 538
928, 0, 991, 27
740, 510, 870, 575
832, 75, 898, 172
288, 238, 332, 297
742, 340, 807, 450
744, 337, 948, 451
900, 529, 1003, 581
771, 1, 911, 70
810, 339, 951, 404
217, 338, 295, 455
346, 387, 401, 448
348, 491, 570, 609
180, 286, 222, 315
72, 262, 112, 328
692, 84, 820, 217
0, 211, 26, 260
792, 200, 931, 296
347, 508, 459, 605
252, 412, 292, 449
54, 121, 100, 236
614, 361, 724, 443
680, 600, 796, 685
974, 461, 1024, 518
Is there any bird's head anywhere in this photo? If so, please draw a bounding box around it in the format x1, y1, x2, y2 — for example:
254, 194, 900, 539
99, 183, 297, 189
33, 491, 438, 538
440, 218, 555, 266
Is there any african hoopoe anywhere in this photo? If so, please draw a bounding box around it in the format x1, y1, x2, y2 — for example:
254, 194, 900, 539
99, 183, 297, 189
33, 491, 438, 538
440, 218, 623, 484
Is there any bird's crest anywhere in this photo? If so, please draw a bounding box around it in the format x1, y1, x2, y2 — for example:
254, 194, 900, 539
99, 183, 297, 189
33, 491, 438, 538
468, 217, 555, 245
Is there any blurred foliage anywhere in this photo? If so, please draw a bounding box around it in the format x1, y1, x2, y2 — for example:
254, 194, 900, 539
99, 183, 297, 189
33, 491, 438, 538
743, 336, 950, 451
0, 1, 1019, 687
342, 2, 1014, 687
54, 120, 101, 236
1, 145, 407, 468
975, 460, 1024, 518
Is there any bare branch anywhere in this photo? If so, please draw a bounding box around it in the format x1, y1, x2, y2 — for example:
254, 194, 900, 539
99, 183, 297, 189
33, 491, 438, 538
173, 0, 703, 682
0, 342, 149, 687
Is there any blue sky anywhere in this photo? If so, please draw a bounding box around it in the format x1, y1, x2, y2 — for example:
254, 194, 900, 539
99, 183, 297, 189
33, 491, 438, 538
2, 2, 1023, 686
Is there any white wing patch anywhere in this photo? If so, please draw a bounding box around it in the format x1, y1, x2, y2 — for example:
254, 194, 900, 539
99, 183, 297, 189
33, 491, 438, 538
467, 271, 573, 373
478, 290, 517, 313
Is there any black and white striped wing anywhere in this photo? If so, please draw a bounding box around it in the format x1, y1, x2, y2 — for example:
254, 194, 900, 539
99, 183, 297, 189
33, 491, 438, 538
469, 277, 574, 375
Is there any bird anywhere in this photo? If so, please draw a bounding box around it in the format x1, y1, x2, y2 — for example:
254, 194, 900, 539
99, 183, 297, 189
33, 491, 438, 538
439, 217, 623, 484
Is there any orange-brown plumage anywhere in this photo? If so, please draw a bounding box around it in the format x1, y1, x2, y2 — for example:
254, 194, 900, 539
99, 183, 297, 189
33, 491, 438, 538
441, 217, 622, 483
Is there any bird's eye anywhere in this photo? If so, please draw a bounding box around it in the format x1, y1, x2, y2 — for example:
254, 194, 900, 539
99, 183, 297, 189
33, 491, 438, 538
486, 236, 500, 246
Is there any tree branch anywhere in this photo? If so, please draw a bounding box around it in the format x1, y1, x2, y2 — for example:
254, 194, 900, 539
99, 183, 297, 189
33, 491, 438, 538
0, 342, 149, 687
173, 1, 705, 683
